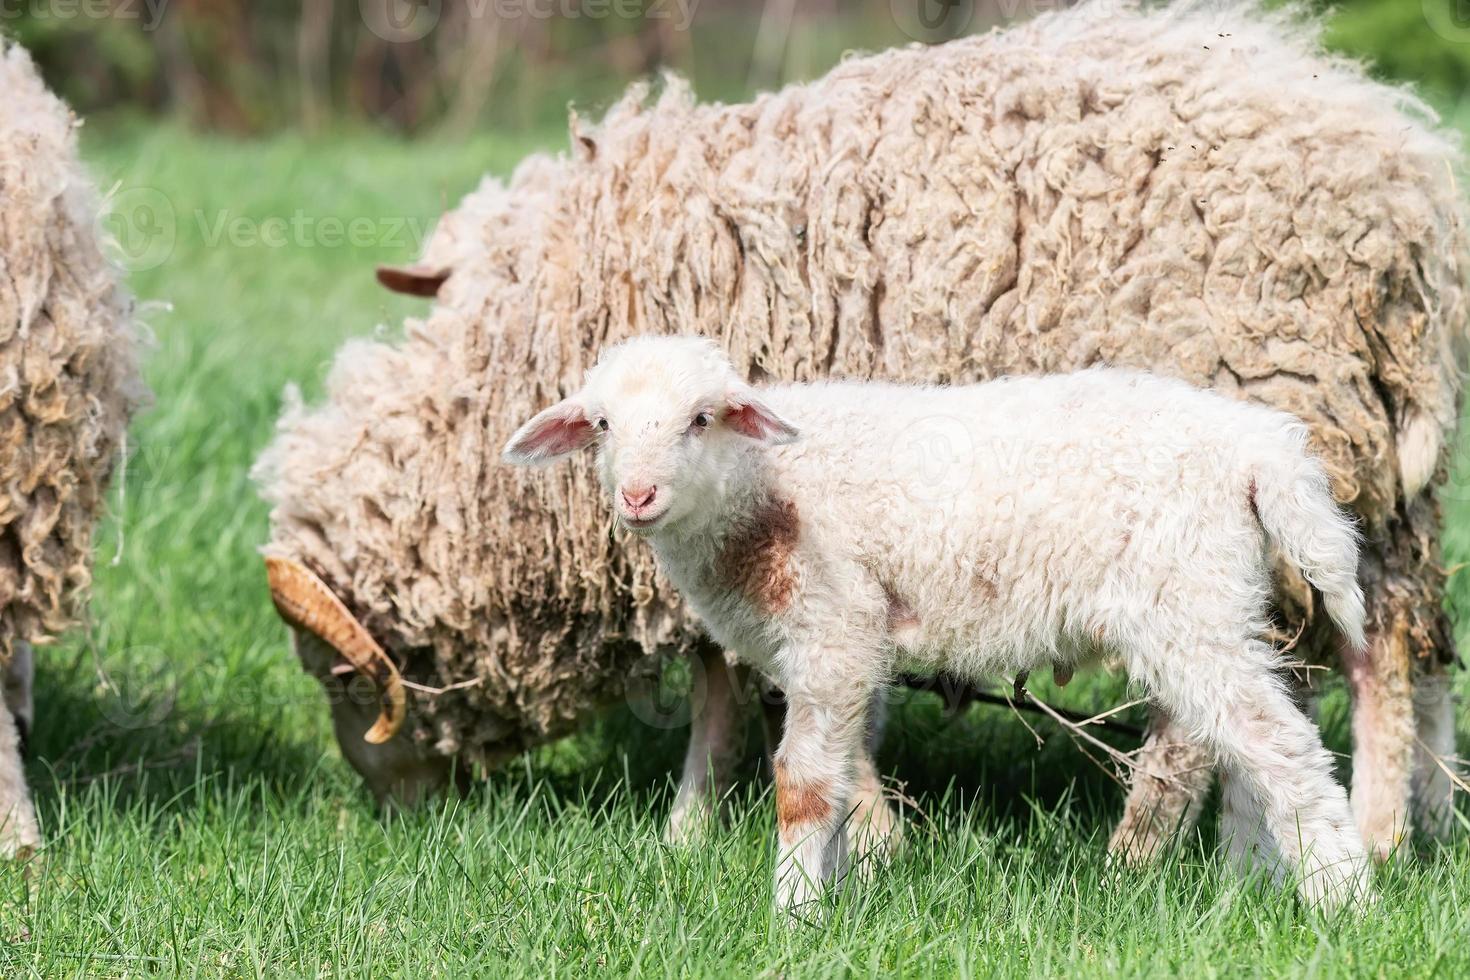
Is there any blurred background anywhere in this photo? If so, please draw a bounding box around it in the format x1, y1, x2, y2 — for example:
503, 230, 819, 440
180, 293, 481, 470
8, 0, 1469, 136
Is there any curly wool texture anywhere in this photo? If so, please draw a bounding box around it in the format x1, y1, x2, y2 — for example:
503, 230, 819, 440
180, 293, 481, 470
257, 1, 1467, 768
0, 43, 145, 662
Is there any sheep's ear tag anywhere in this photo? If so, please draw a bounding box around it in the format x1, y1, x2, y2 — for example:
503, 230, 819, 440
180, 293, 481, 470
376, 263, 449, 298
264, 556, 407, 744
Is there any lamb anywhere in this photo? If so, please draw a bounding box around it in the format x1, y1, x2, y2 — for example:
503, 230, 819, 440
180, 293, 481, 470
259, 0, 1465, 859
0, 42, 146, 858
504, 335, 1373, 911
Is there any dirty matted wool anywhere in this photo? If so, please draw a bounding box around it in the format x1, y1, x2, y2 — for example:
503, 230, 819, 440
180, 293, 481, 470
0, 42, 146, 663
256, 1, 1467, 769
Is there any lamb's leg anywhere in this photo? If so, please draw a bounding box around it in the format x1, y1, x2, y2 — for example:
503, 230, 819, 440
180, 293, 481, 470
1343, 617, 1416, 862
1145, 639, 1370, 910
1107, 708, 1214, 866
667, 643, 747, 844
772, 676, 870, 914
1218, 768, 1284, 883
0, 658, 40, 860
759, 684, 899, 864
846, 692, 901, 869
1411, 663, 1460, 841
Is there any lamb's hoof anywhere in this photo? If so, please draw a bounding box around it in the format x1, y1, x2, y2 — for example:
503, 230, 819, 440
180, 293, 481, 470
0, 827, 40, 864
1298, 856, 1375, 914
845, 799, 903, 880
775, 875, 828, 926
663, 795, 717, 846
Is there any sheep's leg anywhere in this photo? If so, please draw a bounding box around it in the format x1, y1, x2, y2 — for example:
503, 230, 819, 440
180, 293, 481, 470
1343, 617, 1415, 862
846, 692, 901, 871
1218, 767, 1284, 883
2, 643, 33, 760
1411, 663, 1460, 841
1144, 639, 1370, 910
0, 675, 39, 861
1107, 708, 1214, 866
667, 644, 747, 844
772, 674, 870, 915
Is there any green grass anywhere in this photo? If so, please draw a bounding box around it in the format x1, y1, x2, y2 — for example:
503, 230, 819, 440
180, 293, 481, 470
0, 124, 1467, 977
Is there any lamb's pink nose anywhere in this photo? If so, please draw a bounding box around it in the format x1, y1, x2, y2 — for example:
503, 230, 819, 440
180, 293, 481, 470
621, 485, 658, 513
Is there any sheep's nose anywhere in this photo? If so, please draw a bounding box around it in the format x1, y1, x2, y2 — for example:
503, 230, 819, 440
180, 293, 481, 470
621, 485, 657, 512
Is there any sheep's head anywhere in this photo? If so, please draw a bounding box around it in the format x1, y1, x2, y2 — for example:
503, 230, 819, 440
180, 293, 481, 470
503, 336, 799, 535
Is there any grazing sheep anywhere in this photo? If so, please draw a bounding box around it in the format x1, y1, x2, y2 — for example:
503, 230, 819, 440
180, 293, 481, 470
504, 335, 1373, 911
0, 42, 146, 858
259, 0, 1464, 856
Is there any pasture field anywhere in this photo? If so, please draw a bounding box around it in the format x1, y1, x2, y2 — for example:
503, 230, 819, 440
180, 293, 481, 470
0, 125, 1467, 977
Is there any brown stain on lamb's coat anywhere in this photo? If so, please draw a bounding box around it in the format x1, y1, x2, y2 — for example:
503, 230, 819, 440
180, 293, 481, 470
774, 762, 833, 829
717, 498, 801, 615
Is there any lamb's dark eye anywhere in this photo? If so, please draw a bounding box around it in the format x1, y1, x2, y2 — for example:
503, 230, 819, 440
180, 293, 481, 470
693, 412, 712, 429
596, 418, 610, 432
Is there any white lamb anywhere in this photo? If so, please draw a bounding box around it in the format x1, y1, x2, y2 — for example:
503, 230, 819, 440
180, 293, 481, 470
504, 336, 1372, 913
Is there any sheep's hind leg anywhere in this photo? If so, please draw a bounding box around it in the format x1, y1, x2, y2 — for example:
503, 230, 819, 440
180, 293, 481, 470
771, 670, 871, 916
2, 643, 33, 761
667, 643, 749, 844
1411, 663, 1460, 841
1143, 638, 1370, 910
1108, 708, 1214, 866
1343, 615, 1415, 862
0, 651, 40, 860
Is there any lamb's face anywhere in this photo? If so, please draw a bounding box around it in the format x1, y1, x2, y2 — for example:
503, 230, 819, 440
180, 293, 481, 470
503, 336, 798, 536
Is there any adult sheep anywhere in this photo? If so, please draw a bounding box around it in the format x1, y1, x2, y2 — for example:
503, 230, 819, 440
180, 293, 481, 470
257, 1, 1465, 860
0, 42, 146, 858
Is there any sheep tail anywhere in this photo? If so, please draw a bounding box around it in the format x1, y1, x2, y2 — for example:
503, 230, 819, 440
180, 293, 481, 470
1249, 424, 1368, 653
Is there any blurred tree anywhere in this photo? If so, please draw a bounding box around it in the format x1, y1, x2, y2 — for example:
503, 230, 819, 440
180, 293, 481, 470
2, 0, 1461, 134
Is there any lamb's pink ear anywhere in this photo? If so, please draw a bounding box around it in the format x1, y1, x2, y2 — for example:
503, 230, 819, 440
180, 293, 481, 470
502, 399, 596, 465
723, 387, 799, 445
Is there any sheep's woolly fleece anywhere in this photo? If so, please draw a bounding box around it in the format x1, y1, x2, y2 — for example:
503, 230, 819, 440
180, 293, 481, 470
257, 1, 1467, 767
0, 43, 145, 664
